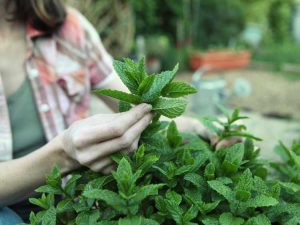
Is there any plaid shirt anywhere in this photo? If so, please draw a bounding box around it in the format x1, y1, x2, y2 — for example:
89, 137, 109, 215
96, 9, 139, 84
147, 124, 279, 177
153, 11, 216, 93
0, 9, 115, 160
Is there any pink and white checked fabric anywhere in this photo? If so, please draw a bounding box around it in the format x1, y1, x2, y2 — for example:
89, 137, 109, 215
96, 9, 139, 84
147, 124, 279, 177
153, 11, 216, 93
0, 8, 115, 160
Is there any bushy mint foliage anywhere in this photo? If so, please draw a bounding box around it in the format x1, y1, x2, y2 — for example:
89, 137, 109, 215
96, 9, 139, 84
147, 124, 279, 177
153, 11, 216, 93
23, 59, 300, 225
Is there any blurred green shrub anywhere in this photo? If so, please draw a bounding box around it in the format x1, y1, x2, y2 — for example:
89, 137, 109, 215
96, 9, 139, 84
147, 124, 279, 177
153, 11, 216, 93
130, 0, 245, 49
268, 0, 293, 43
194, 0, 245, 49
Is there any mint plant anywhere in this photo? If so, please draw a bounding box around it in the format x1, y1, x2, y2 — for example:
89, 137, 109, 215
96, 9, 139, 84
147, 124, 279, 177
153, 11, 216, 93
94, 58, 197, 119
24, 58, 300, 225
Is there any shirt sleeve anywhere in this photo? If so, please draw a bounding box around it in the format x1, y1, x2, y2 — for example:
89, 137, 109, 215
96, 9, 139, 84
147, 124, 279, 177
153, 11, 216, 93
74, 10, 116, 89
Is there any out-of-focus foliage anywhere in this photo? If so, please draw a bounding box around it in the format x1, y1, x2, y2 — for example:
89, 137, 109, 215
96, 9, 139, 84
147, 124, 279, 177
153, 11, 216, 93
67, 0, 135, 58
194, 0, 245, 48
130, 0, 245, 49
268, 0, 293, 43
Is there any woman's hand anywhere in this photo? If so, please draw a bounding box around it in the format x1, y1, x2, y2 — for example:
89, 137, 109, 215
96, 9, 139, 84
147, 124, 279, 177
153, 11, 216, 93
60, 103, 153, 173
173, 116, 242, 150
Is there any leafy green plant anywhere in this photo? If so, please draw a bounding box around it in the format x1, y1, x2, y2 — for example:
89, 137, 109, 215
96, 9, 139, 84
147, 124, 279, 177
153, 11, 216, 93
24, 59, 300, 225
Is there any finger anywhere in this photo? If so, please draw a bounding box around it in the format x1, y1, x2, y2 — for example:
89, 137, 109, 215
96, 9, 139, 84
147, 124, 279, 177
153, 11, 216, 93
115, 103, 152, 131
89, 158, 114, 172
216, 137, 243, 150
128, 137, 140, 154
210, 135, 220, 147
102, 165, 116, 175
76, 104, 152, 147
77, 114, 153, 162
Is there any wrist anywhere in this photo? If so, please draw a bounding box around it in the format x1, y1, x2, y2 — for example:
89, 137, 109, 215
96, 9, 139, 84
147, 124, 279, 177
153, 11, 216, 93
50, 132, 80, 175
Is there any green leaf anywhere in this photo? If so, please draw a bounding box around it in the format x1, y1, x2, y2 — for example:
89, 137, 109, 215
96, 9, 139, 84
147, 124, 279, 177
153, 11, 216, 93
113, 60, 139, 93
167, 121, 182, 148
118, 216, 142, 225
124, 58, 146, 85
244, 195, 279, 208
41, 207, 56, 225
28, 212, 39, 225
202, 201, 221, 214
279, 182, 300, 193
166, 190, 182, 205
244, 138, 255, 160
223, 131, 262, 141
219, 213, 244, 225
200, 116, 222, 136
280, 141, 300, 170
183, 205, 198, 222
222, 143, 245, 174
152, 97, 187, 118
29, 194, 53, 210
208, 180, 234, 201
162, 81, 197, 98
76, 210, 100, 225
245, 214, 271, 225
184, 173, 205, 188
205, 162, 215, 180
142, 64, 179, 102
235, 169, 253, 201
202, 217, 219, 225
35, 185, 62, 195
64, 174, 82, 197
112, 158, 141, 196
138, 75, 155, 95
132, 184, 164, 203
85, 177, 111, 190
46, 165, 62, 190
94, 89, 141, 104
56, 199, 73, 213
217, 105, 230, 118
165, 200, 183, 224
119, 101, 132, 112
83, 189, 127, 213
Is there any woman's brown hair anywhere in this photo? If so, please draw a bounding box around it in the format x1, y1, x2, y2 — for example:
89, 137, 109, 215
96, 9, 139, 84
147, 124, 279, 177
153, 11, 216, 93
5, 0, 67, 33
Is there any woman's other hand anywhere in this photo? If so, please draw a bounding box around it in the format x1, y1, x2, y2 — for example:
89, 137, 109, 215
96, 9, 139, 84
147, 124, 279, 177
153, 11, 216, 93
174, 116, 242, 150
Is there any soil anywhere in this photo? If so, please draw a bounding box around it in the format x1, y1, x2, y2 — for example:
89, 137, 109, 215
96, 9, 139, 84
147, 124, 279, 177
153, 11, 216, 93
178, 69, 300, 120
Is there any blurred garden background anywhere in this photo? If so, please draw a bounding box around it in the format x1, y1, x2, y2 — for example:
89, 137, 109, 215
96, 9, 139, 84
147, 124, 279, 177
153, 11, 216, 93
69, 0, 300, 160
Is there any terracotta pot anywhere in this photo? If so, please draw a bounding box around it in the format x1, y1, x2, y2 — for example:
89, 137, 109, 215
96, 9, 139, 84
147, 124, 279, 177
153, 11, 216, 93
190, 50, 251, 72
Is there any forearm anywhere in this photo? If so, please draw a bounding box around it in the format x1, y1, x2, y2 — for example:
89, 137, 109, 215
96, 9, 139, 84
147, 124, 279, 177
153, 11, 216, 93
0, 135, 76, 206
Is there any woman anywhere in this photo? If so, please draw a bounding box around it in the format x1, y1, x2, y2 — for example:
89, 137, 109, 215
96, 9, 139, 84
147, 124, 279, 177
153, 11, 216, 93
0, 0, 220, 223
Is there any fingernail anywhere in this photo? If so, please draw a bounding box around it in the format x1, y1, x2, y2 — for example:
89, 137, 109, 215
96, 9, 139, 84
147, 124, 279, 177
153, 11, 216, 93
143, 103, 152, 111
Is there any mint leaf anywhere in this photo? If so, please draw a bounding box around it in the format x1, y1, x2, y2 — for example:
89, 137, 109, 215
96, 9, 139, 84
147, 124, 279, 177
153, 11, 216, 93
222, 143, 244, 174
142, 64, 179, 102
219, 213, 244, 225
138, 75, 155, 95
124, 58, 146, 85
41, 207, 56, 225
132, 184, 164, 203
94, 89, 141, 104
162, 81, 197, 98
76, 210, 100, 225
119, 101, 132, 112
245, 214, 271, 225
113, 60, 139, 93
205, 162, 215, 180
83, 189, 127, 213
208, 180, 234, 201
244, 195, 279, 208
167, 121, 182, 148
152, 97, 187, 118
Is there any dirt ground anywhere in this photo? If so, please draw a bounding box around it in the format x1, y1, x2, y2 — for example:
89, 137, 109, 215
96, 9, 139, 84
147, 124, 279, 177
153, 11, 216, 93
179, 69, 300, 120
90, 69, 300, 161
